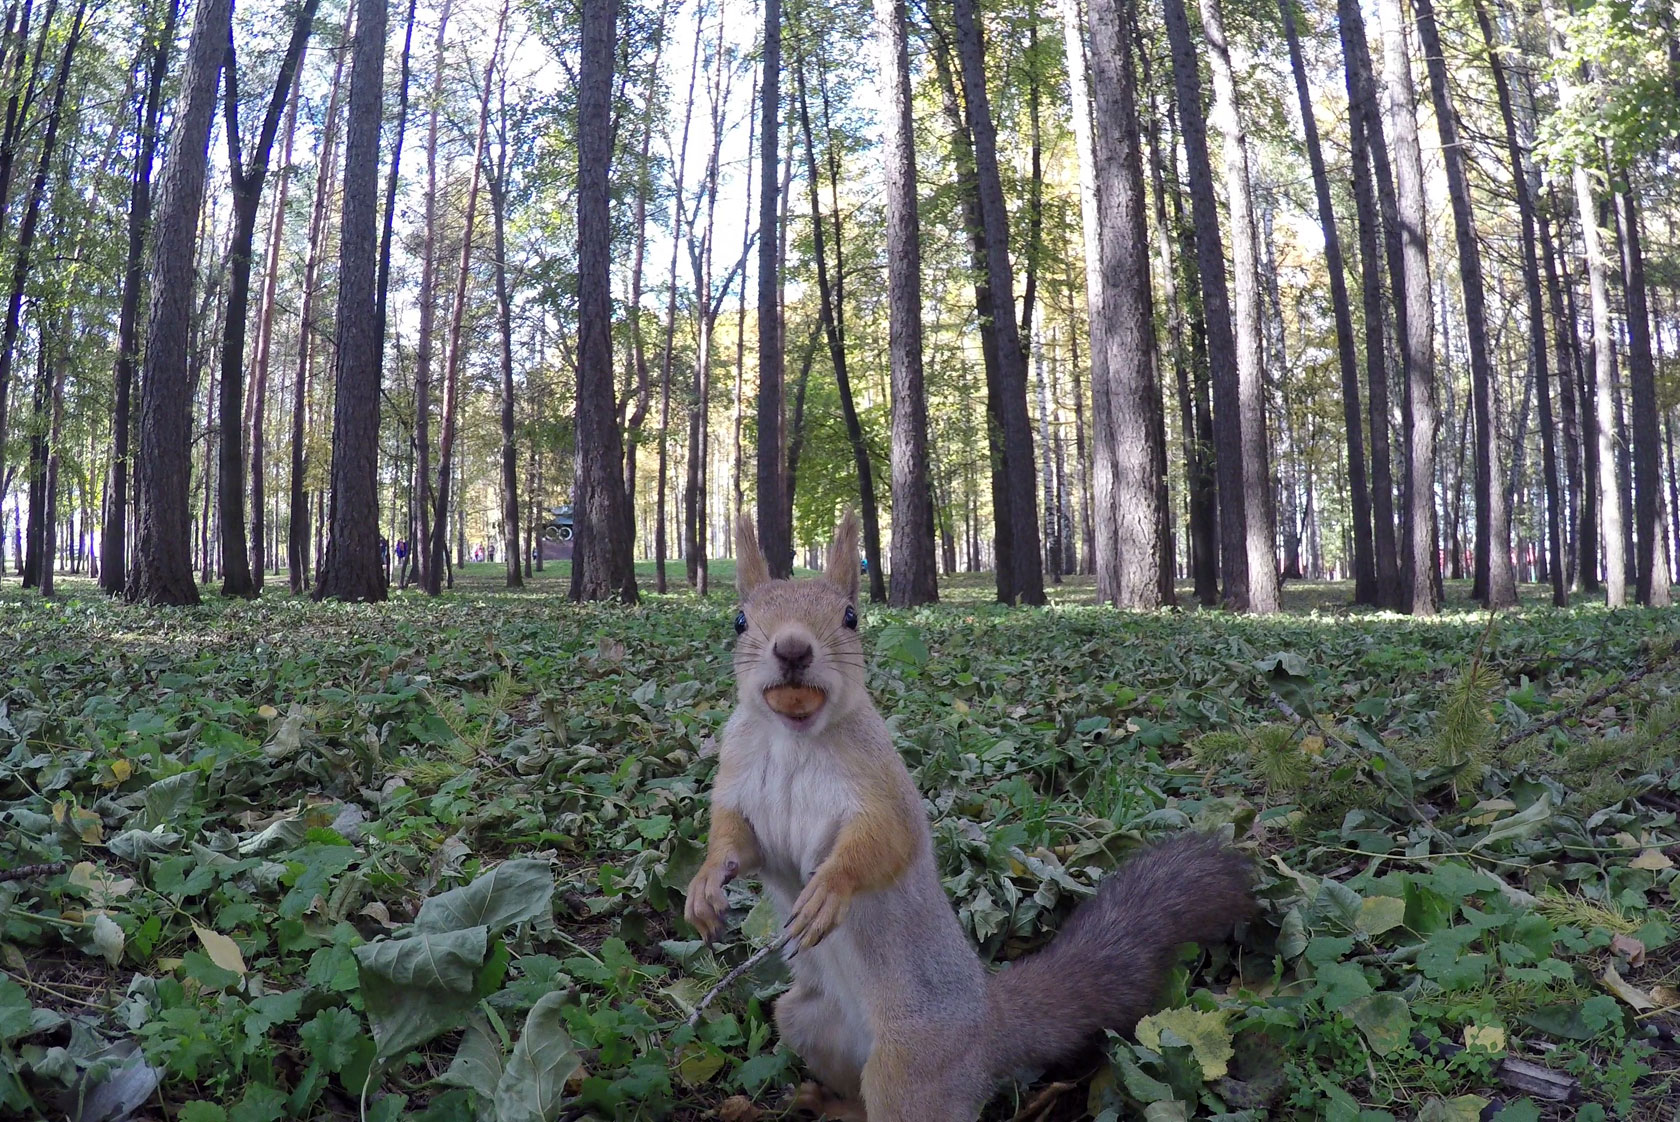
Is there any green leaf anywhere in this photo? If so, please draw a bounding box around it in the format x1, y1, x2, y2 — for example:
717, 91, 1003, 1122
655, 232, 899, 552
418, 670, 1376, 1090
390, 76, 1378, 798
1134, 1007, 1234, 1080
414, 858, 554, 936
354, 926, 488, 1059
875, 624, 929, 668
1473, 794, 1553, 849
142, 772, 198, 829
178, 1105, 228, 1122
1343, 993, 1411, 1055
439, 1014, 503, 1100
493, 992, 581, 1122
298, 1007, 363, 1073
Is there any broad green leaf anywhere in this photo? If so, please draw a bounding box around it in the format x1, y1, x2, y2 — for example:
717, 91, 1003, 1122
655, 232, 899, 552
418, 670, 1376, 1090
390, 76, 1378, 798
493, 992, 581, 1122
1134, 1007, 1233, 1080
354, 926, 488, 1059
414, 859, 554, 936
1343, 993, 1411, 1055
1473, 793, 1553, 849
439, 1014, 503, 1100
1357, 896, 1406, 937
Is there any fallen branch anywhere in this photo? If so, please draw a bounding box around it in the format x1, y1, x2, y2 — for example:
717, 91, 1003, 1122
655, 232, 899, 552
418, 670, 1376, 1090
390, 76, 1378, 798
1493, 657, 1665, 752
684, 943, 776, 1029
0, 862, 67, 883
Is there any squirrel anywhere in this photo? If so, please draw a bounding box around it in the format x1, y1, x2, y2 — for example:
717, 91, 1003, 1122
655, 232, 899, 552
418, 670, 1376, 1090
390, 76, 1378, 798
685, 510, 1255, 1122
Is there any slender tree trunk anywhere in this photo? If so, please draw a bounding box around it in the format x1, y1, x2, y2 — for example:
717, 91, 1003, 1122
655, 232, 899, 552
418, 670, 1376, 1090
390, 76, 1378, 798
101, 0, 176, 595
1539, 197, 1587, 590
1612, 187, 1670, 606
249, 50, 304, 592
731, 64, 756, 523
1200, 0, 1277, 611
314, 0, 387, 601
217, 2, 319, 598
1282, 0, 1373, 604
795, 52, 884, 600
951, 0, 1043, 605
489, 67, 520, 588
1377, 0, 1439, 615
1473, 0, 1563, 606
754, 0, 790, 577
411, 0, 450, 593
572, 0, 637, 602
131, 0, 216, 605
429, 0, 506, 596
1412, 0, 1514, 608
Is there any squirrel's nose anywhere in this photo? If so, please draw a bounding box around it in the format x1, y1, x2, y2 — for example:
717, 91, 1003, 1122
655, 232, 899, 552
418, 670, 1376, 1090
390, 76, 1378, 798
773, 637, 814, 674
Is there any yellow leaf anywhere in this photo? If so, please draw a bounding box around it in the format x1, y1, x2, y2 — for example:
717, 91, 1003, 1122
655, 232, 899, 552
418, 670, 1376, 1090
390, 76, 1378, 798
1359, 895, 1407, 936
1462, 1024, 1505, 1053
1628, 849, 1674, 871
192, 923, 248, 977
1300, 735, 1325, 756
71, 809, 103, 843
1600, 965, 1655, 1012
1468, 798, 1516, 826
1135, 1007, 1233, 1080
52, 800, 69, 824
952, 698, 969, 714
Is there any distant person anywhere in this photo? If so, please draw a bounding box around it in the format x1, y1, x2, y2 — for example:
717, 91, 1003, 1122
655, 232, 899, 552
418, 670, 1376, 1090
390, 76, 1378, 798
380, 537, 390, 571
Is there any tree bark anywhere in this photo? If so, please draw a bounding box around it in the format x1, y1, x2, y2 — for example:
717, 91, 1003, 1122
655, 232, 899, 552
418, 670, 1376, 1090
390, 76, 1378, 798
571, 0, 637, 602
1199, 0, 1278, 612
1612, 187, 1670, 606
1472, 0, 1564, 606
951, 0, 1043, 605
131, 0, 222, 605
411, 0, 450, 593
754, 0, 790, 577
217, 0, 319, 598
1086, 0, 1168, 607
1281, 0, 1373, 604
489, 60, 520, 589
429, 0, 506, 596
314, 0, 388, 602
101, 0, 176, 596
1376, 0, 1439, 615
1412, 0, 1514, 609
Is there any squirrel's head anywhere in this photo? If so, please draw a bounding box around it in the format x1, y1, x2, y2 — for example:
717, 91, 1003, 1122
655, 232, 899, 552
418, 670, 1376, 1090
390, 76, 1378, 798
731, 510, 865, 735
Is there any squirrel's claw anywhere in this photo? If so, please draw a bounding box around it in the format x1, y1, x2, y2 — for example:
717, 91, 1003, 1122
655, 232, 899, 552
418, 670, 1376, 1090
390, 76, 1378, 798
684, 857, 738, 942
785, 869, 852, 950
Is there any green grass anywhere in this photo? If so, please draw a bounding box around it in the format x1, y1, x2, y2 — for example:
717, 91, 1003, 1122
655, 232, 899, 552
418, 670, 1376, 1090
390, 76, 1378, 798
1, 576, 1676, 1120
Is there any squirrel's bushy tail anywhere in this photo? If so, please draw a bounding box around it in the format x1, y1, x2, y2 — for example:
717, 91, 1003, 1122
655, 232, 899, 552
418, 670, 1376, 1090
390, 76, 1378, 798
984, 834, 1254, 1078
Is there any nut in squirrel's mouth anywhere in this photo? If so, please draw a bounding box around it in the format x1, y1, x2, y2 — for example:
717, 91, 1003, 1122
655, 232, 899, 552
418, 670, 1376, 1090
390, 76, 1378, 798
763, 684, 827, 722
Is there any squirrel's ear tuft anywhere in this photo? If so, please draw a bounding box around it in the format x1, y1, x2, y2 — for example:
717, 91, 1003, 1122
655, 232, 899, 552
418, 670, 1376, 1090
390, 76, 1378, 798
735, 514, 771, 596
825, 509, 860, 602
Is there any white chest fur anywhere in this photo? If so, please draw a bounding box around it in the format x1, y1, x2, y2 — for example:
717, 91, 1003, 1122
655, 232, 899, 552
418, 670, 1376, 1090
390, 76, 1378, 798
717, 721, 857, 889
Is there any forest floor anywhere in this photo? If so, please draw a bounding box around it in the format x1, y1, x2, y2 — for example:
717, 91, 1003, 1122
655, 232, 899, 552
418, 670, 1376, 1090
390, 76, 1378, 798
1, 568, 1677, 1121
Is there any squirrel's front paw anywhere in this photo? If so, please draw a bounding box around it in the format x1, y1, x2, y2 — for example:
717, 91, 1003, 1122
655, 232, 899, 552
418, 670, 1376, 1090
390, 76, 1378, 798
684, 856, 738, 942
785, 867, 853, 951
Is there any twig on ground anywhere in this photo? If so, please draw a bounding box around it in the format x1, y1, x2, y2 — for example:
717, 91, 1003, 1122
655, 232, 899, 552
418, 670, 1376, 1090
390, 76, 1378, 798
685, 943, 776, 1029
0, 862, 67, 883
1493, 657, 1665, 752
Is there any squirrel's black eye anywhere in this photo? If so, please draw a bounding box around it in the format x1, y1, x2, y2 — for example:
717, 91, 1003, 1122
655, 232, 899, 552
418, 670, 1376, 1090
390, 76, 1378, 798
843, 605, 858, 630
734, 611, 748, 635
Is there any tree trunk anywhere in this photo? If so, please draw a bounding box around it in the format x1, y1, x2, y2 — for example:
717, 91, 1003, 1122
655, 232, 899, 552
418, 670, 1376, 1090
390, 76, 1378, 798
410, 0, 450, 593
131, 0, 218, 605
313, 0, 387, 602
1412, 0, 1514, 609
951, 0, 1043, 605
249, 48, 304, 592
795, 52, 885, 602
101, 0, 176, 596
571, 0, 637, 602
217, 1, 319, 598
1376, 0, 1439, 615
754, 0, 790, 578
1200, 0, 1278, 612
1281, 0, 1373, 604
429, 0, 506, 596
1612, 187, 1670, 606
489, 68, 520, 589
1472, 0, 1564, 606
1538, 194, 1588, 591
1085, 0, 1168, 607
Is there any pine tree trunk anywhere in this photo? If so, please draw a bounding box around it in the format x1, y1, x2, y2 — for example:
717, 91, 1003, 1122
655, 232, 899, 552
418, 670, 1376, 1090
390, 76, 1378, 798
1612, 188, 1671, 606
1376, 0, 1439, 615
1200, 0, 1278, 612
102, 0, 176, 596
489, 74, 520, 589
429, 0, 505, 597
249, 50, 304, 592
313, 0, 387, 602
1538, 195, 1588, 590
951, 0, 1044, 605
1281, 0, 1373, 604
411, 0, 450, 593
572, 0, 637, 602
1085, 0, 1168, 607
1412, 0, 1514, 609
217, 2, 319, 599
754, 0, 790, 578
1472, 0, 1564, 606
130, 0, 217, 605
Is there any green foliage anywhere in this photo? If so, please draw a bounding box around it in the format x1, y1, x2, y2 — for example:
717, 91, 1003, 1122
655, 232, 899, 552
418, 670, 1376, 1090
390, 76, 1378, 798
1, 578, 1676, 1118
